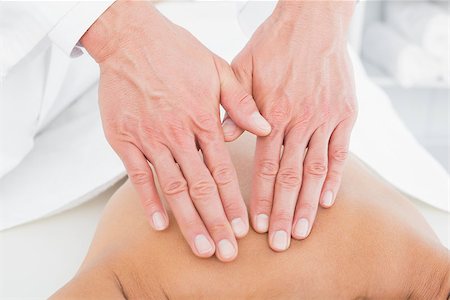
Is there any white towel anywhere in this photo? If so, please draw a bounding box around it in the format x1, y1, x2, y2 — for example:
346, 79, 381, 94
385, 2, 449, 61
363, 22, 440, 87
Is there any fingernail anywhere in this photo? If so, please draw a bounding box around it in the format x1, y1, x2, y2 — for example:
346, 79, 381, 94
251, 112, 271, 134
255, 214, 269, 232
231, 218, 247, 237
294, 218, 309, 238
322, 191, 334, 207
194, 234, 213, 255
152, 212, 166, 230
218, 239, 236, 260
272, 230, 289, 251
222, 118, 237, 137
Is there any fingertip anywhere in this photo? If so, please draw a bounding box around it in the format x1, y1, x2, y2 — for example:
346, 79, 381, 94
216, 239, 238, 262
194, 234, 216, 258
150, 211, 169, 231
292, 218, 310, 240
222, 118, 244, 142
231, 217, 249, 238
251, 111, 271, 136
320, 190, 334, 208
222, 118, 237, 136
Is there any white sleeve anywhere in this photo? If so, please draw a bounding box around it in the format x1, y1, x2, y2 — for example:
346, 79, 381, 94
48, 1, 114, 58
0, 1, 113, 80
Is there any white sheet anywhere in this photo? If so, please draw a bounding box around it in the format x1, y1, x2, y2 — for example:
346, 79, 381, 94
0, 2, 448, 231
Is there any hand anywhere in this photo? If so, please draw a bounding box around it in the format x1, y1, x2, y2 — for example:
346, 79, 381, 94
81, 1, 271, 262
224, 2, 357, 251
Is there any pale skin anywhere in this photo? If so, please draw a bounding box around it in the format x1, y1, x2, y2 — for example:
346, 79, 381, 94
81, 0, 357, 260
81, 1, 272, 262
51, 132, 450, 299
223, 1, 357, 251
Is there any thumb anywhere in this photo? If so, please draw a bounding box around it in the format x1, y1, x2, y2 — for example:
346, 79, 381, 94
222, 112, 244, 142
216, 57, 271, 137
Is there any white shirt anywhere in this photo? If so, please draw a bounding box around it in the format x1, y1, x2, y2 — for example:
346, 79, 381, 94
0, 1, 113, 178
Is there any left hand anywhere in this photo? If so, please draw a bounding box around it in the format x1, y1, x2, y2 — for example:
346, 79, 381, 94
223, 1, 357, 251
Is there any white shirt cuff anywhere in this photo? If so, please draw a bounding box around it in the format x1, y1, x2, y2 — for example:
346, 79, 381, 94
48, 1, 114, 58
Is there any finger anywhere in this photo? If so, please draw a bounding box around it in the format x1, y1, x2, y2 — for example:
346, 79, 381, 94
198, 130, 249, 239
268, 128, 308, 251
320, 117, 354, 208
250, 129, 284, 233
292, 125, 329, 240
118, 143, 168, 231
171, 137, 238, 262
215, 57, 271, 137
150, 146, 216, 258
222, 112, 245, 142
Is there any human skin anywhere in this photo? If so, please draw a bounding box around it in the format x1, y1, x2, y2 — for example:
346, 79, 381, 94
51, 132, 450, 299
223, 1, 358, 251
80, 1, 272, 262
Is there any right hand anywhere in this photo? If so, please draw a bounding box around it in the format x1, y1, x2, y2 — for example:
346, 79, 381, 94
81, 1, 271, 262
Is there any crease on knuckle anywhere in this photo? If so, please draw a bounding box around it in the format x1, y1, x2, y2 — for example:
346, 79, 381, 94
163, 179, 188, 196
107, 114, 138, 145
190, 180, 217, 200
208, 222, 229, 236
276, 168, 301, 189
222, 200, 243, 216
255, 197, 273, 212
183, 218, 203, 231
304, 161, 327, 177
330, 147, 349, 162
194, 113, 219, 137
212, 165, 234, 186
129, 170, 150, 186
273, 211, 294, 224
298, 201, 316, 215
326, 169, 341, 183
166, 120, 194, 146
266, 104, 291, 126
141, 198, 158, 212
257, 159, 279, 180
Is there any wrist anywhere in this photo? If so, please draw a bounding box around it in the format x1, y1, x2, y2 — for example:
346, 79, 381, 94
81, 1, 159, 63
271, 0, 355, 43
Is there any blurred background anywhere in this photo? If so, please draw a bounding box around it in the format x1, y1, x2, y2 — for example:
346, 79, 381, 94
351, 0, 449, 171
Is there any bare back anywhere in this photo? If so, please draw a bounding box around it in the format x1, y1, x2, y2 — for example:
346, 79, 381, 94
52, 133, 450, 299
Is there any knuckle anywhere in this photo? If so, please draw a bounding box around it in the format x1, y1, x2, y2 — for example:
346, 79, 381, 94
304, 161, 328, 177
194, 113, 220, 137
129, 170, 150, 186
212, 164, 235, 186
330, 147, 349, 162
189, 180, 217, 200
141, 198, 159, 212
222, 200, 244, 216
257, 159, 279, 179
265, 101, 291, 125
162, 179, 188, 195
207, 222, 230, 236
276, 167, 301, 189
255, 197, 273, 212
325, 169, 342, 185
105, 114, 138, 145
166, 120, 194, 147
289, 103, 315, 129
182, 218, 203, 232
298, 201, 316, 215
273, 211, 294, 224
